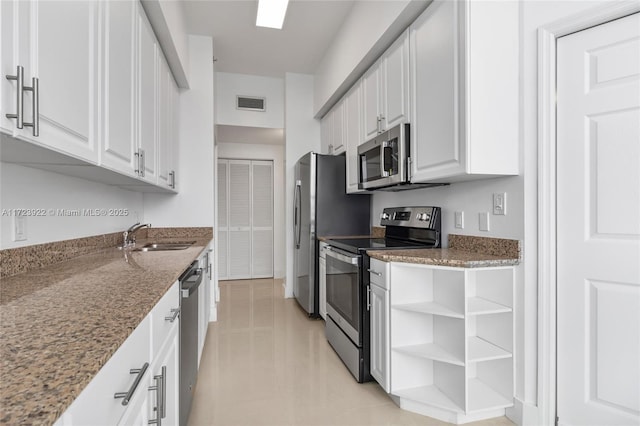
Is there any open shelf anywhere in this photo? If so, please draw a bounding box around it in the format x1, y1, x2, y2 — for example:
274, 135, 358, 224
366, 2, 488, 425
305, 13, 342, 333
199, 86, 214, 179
393, 301, 464, 319
467, 378, 513, 412
467, 337, 512, 363
394, 343, 464, 366
394, 385, 464, 413
467, 297, 512, 316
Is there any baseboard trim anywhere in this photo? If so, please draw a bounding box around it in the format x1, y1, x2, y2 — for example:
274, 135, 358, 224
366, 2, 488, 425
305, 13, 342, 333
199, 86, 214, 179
506, 398, 540, 426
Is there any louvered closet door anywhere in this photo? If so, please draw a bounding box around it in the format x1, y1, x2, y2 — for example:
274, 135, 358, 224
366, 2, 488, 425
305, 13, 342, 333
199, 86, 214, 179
228, 160, 252, 279
251, 161, 274, 278
217, 161, 228, 279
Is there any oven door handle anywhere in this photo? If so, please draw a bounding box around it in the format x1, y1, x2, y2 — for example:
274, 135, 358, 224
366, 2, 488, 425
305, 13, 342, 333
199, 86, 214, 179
326, 247, 360, 265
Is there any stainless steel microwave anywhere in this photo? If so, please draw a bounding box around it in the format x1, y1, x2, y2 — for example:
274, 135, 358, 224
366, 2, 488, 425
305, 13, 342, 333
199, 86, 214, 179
358, 123, 409, 190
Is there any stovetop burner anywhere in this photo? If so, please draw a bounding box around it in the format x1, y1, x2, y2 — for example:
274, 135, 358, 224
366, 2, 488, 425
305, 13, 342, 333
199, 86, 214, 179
326, 206, 442, 254
326, 237, 430, 253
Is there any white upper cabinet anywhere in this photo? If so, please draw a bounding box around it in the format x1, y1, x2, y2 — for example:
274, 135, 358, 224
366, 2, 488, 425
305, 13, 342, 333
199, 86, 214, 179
2, 0, 100, 163
362, 64, 381, 141
331, 99, 345, 155
157, 55, 176, 190
320, 99, 345, 156
1, 1, 19, 135
137, 7, 158, 184
409, 0, 518, 183
320, 110, 332, 155
344, 81, 365, 194
362, 29, 410, 143
1, 0, 180, 193
100, 0, 137, 176
381, 30, 410, 134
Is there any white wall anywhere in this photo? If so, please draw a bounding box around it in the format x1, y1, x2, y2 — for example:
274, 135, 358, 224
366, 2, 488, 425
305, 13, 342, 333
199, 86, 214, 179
144, 35, 214, 227
372, 176, 524, 245
517, 1, 624, 423
215, 72, 284, 128
217, 142, 285, 279
284, 73, 321, 297
0, 162, 143, 249
313, 0, 428, 116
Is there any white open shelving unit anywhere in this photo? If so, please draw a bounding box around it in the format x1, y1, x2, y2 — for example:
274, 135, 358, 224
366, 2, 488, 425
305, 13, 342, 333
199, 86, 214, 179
388, 263, 515, 424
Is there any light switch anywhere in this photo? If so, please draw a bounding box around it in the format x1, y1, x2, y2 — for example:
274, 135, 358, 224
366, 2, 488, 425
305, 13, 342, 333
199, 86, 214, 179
479, 212, 490, 231
454, 211, 464, 229
14, 215, 27, 241
493, 192, 507, 215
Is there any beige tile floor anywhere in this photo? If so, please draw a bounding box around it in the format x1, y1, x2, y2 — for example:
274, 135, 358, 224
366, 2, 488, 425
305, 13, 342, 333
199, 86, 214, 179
187, 278, 514, 426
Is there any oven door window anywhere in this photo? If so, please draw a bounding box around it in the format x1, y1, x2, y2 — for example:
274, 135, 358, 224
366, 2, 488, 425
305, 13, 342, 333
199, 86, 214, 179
325, 249, 361, 344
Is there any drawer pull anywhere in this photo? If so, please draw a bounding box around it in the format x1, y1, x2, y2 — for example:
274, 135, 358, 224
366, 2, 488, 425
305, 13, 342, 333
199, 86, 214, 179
367, 268, 382, 277
148, 365, 166, 425
114, 362, 149, 405
165, 308, 180, 323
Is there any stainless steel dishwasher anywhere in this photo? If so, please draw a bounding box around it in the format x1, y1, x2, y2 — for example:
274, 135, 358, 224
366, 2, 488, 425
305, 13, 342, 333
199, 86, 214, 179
179, 262, 202, 426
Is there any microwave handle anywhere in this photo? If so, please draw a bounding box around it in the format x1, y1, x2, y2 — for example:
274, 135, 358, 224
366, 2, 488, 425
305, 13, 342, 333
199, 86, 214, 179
380, 143, 389, 178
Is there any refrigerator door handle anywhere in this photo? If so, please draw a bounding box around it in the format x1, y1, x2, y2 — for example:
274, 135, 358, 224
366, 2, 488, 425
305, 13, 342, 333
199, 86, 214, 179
295, 180, 301, 249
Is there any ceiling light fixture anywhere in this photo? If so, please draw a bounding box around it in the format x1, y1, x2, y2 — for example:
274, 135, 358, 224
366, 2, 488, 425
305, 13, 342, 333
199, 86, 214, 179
256, 0, 289, 29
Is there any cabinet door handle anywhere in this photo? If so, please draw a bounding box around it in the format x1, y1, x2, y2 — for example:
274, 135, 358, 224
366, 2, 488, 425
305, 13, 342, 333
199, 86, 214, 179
114, 362, 149, 405
165, 308, 180, 322
367, 268, 382, 277
5, 65, 24, 129
148, 365, 166, 425
168, 170, 175, 188
140, 149, 145, 177
379, 115, 385, 133
23, 77, 39, 136
135, 150, 141, 176
366, 286, 371, 311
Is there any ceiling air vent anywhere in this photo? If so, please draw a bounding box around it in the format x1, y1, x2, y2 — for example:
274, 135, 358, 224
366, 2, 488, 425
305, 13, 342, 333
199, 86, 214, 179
236, 96, 266, 112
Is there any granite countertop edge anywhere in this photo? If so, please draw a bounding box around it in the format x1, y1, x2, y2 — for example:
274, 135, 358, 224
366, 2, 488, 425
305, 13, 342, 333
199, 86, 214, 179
0, 235, 213, 425
366, 248, 520, 268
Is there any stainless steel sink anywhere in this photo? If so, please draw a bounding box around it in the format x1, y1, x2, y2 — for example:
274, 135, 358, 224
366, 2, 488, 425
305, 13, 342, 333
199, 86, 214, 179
133, 241, 196, 251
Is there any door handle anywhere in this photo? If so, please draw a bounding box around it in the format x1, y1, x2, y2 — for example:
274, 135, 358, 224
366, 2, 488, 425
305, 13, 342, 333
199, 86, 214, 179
295, 181, 301, 249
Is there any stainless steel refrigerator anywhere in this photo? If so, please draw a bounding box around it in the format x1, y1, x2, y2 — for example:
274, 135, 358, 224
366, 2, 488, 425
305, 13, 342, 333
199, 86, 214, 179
293, 152, 371, 316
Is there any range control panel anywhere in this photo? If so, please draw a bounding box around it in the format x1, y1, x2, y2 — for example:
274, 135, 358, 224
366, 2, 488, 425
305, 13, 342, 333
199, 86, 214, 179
380, 206, 441, 230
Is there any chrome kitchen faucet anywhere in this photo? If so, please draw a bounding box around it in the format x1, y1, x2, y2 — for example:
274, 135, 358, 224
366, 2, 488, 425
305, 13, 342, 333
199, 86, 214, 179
122, 222, 151, 248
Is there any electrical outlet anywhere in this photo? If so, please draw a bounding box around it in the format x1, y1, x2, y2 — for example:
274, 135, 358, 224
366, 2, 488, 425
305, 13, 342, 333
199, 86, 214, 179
479, 212, 490, 231
454, 211, 464, 229
493, 192, 507, 215
14, 215, 27, 241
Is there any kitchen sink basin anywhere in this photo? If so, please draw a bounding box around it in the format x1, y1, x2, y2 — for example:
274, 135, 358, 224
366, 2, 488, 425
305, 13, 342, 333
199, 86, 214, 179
133, 241, 196, 251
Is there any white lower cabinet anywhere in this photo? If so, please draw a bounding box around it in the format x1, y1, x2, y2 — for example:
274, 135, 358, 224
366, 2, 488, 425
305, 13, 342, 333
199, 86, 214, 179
370, 260, 515, 424
54, 281, 181, 426
148, 324, 180, 426
198, 245, 213, 366
368, 259, 390, 392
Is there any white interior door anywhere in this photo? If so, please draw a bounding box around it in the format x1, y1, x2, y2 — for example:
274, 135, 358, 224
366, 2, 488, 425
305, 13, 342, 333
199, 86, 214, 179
218, 159, 274, 280
251, 161, 273, 278
228, 160, 251, 279
217, 161, 228, 279
557, 13, 640, 426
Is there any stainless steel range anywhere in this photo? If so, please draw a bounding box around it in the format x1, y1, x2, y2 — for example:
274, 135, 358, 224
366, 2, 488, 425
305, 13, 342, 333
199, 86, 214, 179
323, 206, 441, 382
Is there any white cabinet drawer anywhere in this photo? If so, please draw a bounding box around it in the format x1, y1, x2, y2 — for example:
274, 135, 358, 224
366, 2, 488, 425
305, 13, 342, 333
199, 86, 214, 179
63, 316, 151, 426
368, 258, 389, 289
151, 281, 180, 357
